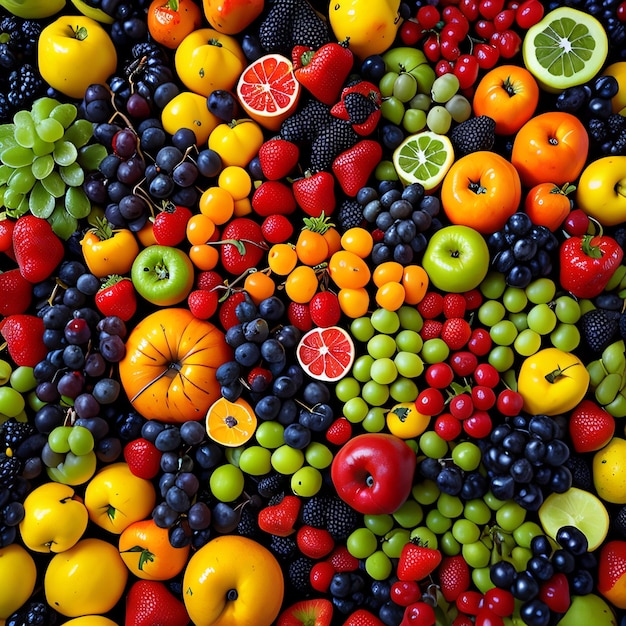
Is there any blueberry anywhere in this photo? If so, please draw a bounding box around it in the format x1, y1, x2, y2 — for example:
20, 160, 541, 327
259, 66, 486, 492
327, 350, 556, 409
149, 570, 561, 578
330, 572, 352, 598
283, 423, 311, 449
519, 599, 550, 626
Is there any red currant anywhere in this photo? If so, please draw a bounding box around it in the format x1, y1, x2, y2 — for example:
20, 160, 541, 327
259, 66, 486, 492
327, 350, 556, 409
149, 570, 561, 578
515, 0, 545, 28
472, 385, 497, 410
416, 387, 445, 416
436, 59, 454, 76
391, 580, 422, 607
424, 32, 442, 62
442, 21, 467, 42
449, 393, 475, 420
417, 5, 442, 29
497, 29, 522, 58
496, 389, 524, 416
454, 54, 480, 89
435, 412, 463, 440
479, 0, 505, 20
440, 36, 462, 61
473, 363, 500, 387
449, 350, 479, 376
463, 410, 492, 438
493, 8, 516, 31
402, 602, 437, 626
452, 614, 474, 626
400, 20, 423, 46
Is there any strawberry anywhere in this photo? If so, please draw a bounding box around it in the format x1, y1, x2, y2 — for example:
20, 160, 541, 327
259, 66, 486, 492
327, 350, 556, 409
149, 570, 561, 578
326, 417, 352, 446
0, 269, 32, 315
538, 572, 570, 614
13, 215, 64, 283
559, 233, 624, 298
252, 180, 297, 217
276, 598, 334, 626
95, 275, 137, 322
219, 218, 266, 275
397, 541, 443, 582
296, 525, 335, 559
310, 560, 335, 592
196, 270, 223, 291
188, 289, 219, 319
0, 217, 16, 260
443, 294, 467, 319
294, 41, 354, 106
292, 171, 336, 218
332, 140, 383, 197
420, 319, 443, 340
342, 609, 385, 626
417, 292, 444, 319
438, 555, 471, 602
258, 494, 301, 537
598, 540, 626, 607
309, 291, 341, 327
152, 204, 192, 247
0, 314, 47, 367
331, 80, 382, 136
262, 214, 295, 244
568, 399, 615, 453
124, 437, 162, 479
462, 288, 483, 310
219, 291, 247, 330
326, 545, 359, 572
125, 580, 189, 626
288, 301, 313, 332
258, 138, 301, 180
440, 318, 472, 351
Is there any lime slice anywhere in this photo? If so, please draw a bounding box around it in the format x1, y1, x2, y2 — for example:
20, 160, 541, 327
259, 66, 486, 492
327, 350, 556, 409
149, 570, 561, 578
538, 487, 609, 551
522, 7, 608, 92
392, 131, 454, 191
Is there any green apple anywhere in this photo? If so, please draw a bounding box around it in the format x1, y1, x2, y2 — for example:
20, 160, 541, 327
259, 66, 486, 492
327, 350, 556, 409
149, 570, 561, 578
553, 594, 617, 626
131, 245, 194, 306
422, 225, 490, 293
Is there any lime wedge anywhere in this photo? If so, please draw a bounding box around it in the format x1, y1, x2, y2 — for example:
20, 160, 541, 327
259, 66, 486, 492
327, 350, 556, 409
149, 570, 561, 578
392, 131, 454, 191
538, 487, 609, 551
522, 7, 608, 92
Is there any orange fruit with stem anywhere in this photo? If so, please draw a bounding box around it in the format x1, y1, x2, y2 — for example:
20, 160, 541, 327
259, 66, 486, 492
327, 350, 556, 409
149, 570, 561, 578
402, 265, 429, 305
296, 230, 328, 266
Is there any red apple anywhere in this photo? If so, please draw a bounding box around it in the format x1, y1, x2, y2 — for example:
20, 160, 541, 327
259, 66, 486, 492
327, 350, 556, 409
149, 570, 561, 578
331, 433, 417, 515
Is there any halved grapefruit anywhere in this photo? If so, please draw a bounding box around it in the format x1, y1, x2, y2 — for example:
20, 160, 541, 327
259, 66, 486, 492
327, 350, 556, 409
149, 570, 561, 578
206, 397, 257, 447
236, 53, 301, 131
296, 326, 355, 383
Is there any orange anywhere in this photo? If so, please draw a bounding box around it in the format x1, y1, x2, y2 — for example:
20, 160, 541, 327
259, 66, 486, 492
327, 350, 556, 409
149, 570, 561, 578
373, 261, 404, 288
296, 230, 329, 266
376, 281, 406, 311
268, 244, 298, 276
338, 287, 371, 318
323, 226, 342, 257
189, 243, 219, 270
296, 326, 356, 382
284, 265, 319, 304
236, 53, 301, 131
199, 186, 235, 225
186, 214, 216, 246
119, 518, 190, 581
244, 271, 275, 304
206, 397, 257, 447
328, 250, 371, 289
341, 227, 374, 258
402, 265, 429, 305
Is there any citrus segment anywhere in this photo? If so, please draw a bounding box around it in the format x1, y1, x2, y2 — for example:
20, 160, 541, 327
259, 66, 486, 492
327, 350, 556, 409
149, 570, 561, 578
522, 7, 608, 92
206, 397, 257, 447
538, 487, 609, 551
392, 131, 454, 190
236, 53, 301, 131
296, 326, 356, 383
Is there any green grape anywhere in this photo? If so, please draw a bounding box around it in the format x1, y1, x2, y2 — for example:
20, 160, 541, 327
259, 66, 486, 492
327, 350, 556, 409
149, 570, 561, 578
437, 493, 464, 519
365, 550, 393, 580
554, 295, 581, 324
495, 501, 527, 532
402, 108, 427, 134
347, 527, 378, 559
370, 358, 398, 385
393, 72, 418, 102
13, 110, 33, 129
483, 491, 506, 511
389, 376, 418, 402
393, 499, 424, 528
59, 160, 85, 187
426, 105, 452, 134
431, 73, 460, 103
462, 540, 491, 568
29, 181, 55, 218
508, 312, 529, 332
513, 328, 541, 356
67, 425, 95, 456
210, 464, 245, 502
394, 351, 424, 378
511, 546, 532, 571
351, 317, 375, 342
48, 204, 78, 240
65, 187, 91, 219
512, 521, 544, 548
364, 514, 395, 536
27, 391, 46, 412
371, 308, 400, 334
596, 372, 623, 405
3, 187, 24, 210
42, 171, 65, 198
225, 447, 242, 467
0, 386, 25, 418
32, 155, 54, 180
380, 97, 405, 125
395, 329, 423, 353
397, 306, 423, 331
343, 397, 369, 423
525, 278, 556, 304
408, 93, 431, 111
463, 499, 492, 526
48, 425, 73, 454
31, 97, 59, 122
412, 479, 440, 505
502, 287, 528, 313
1, 145, 35, 168
440, 530, 461, 556
367, 334, 397, 359
426, 509, 452, 534
304, 442, 333, 469
472, 567, 495, 594
31, 135, 54, 156
255, 421, 284, 448
380, 71, 400, 98
238, 446, 272, 476
362, 407, 387, 432
65, 119, 95, 148
361, 380, 390, 406
291, 466, 322, 497
451, 441, 481, 471
452, 519, 480, 544
352, 355, 374, 382
602, 341, 626, 374
409, 526, 438, 549
480, 271, 507, 299
488, 346, 515, 372
0, 360, 12, 385
50, 103, 78, 129
445, 94, 472, 122
53, 141, 78, 167
374, 160, 398, 182
7, 167, 36, 194
420, 431, 448, 459
336, 377, 361, 402
527, 303, 557, 335
478, 300, 506, 326
270, 445, 304, 474
420, 338, 450, 364
14, 125, 35, 149
489, 320, 518, 346
36, 118, 65, 143
550, 323, 580, 352
382, 528, 411, 558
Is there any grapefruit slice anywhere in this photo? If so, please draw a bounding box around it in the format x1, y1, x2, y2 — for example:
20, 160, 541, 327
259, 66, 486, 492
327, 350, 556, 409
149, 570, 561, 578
296, 326, 355, 383
206, 397, 257, 447
236, 53, 301, 131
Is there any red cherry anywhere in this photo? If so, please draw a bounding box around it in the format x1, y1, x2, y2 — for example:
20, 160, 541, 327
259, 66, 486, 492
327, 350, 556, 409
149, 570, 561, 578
515, 0, 545, 28
391, 580, 422, 607
475, 18, 496, 38
459, 0, 480, 20
497, 29, 522, 58
475, 608, 505, 626
434, 412, 463, 440
483, 588, 515, 617
400, 20, 423, 46
449, 393, 475, 420
479, 0, 505, 20
563, 209, 590, 236
468, 328, 493, 356
456, 591, 484, 616
454, 54, 480, 90
463, 410, 492, 438
440, 37, 461, 61
473, 363, 500, 388
416, 387, 445, 416
425, 362, 455, 388
538, 573, 570, 614
309, 561, 335, 592
493, 8, 516, 30
496, 389, 524, 416
474, 42, 501, 70
402, 601, 437, 626
417, 5, 442, 29
424, 33, 442, 63
472, 385, 497, 411
449, 350, 479, 376
436, 59, 454, 76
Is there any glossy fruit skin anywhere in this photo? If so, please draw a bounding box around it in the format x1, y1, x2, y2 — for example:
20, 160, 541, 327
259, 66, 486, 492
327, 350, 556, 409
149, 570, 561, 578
517, 348, 589, 416
510, 112, 589, 188
38, 16, 117, 99
331, 433, 417, 514
183, 535, 284, 626
593, 439, 626, 505
161, 91, 221, 144
441, 151, 521, 234
576, 156, 626, 227
524, 182, 573, 231
207, 119, 265, 168
147, 0, 203, 48
472, 65, 539, 135
81, 227, 139, 279
0, 544, 37, 620
119, 308, 231, 423
598, 540, 626, 608
202, 0, 264, 34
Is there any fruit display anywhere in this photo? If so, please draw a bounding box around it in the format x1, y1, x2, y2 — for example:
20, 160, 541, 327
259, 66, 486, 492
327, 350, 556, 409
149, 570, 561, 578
4, 0, 626, 624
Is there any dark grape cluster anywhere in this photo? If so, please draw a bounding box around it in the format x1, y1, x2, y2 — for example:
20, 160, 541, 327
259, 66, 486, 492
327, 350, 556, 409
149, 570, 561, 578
488, 212, 560, 289
0, 470, 28, 547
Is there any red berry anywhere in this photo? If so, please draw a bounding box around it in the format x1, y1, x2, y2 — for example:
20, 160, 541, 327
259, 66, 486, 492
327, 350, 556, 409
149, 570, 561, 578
310, 561, 336, 593
496, 389, 524, 416
449, 350, 479, 376
497, 29, 522, 58
449, 393, 474, 420
563, 209, 590, 236
425, 362, 455, 388
390, 580, 422, 607
479, 0, 505, 20
475, 18, 496, 38
472, 385, 497, 411
326, 417, 352, 446
459, 0, 480, 20
188, 289, 218, 319
418, 292, 444, 319
463, 410, 492, 438
454, 54, 480, 90
435, 412, 463, 440
417, 5, 442, 29
515, 0, 544, 28
456, 591, 484, 616
473, 363, 500, 388
483, 588, 515, 617
443, 293, 467, 319
474, 43, 500, 69
416, 388, 445, 416
493, 8, 516, 30
424, 33, 442, 63
475, 608, 505, 626
400, 20, 423, 46
468, 328, 493, 356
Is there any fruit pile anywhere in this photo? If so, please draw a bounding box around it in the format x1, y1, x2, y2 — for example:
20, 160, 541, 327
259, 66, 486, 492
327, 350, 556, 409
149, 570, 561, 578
2, 0, 626, 624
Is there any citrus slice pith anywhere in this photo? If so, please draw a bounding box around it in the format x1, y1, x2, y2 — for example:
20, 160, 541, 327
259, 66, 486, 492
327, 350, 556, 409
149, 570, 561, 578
522, 7, 608, 92
392, 131, 454, 190
206, 397, 257, 447
296, 326, 356, 383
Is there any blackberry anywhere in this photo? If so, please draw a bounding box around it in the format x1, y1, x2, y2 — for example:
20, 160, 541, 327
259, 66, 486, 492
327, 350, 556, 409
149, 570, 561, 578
580, 308, 620, 352
310, 119, 359, 172
608, 113, 626, 135
325, 496, 359, 541
565, 455, 593, 491
288, 555, 314, 592
620, 312, 626, 342
613, 505, 626, 539
280, 97, 332, 143
611, 128, 626, 155
588, 117, 609, 143
0, 454, 20, 489
336, 198, 365, 230
1, 418, 35, 453
270, 534, 297, 558
450, 115, 496, 157
7, 64, 44, 109
236, 506, 260, 538
344, 92, 377, 125
0, 16, 22, 50
20, 21, 42, 56
6, 600, 57, 626
0, 43, 16, 70
257, 473, 287, 498
302, 496, 327, 528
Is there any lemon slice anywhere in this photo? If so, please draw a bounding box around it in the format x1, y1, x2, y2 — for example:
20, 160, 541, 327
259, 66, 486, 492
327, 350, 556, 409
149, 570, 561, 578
392, 131, 454, 191
538, 487, 609, 551
522, 7, 608, 92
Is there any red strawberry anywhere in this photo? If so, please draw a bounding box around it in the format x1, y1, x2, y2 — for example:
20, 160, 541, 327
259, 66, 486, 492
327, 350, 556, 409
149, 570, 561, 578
326, 545, 359, 572
124, 437, 162, 479
294, 41, 354, 105
0, 269, 33, 315
326, 417, 352, 446
443, 293, 467, 319
288, 301, 313, 332
417, 292, 444, 319
309, 291, 341, 327
252, 180, 297, 217
441, 318, 472, 350
420, 319, 443, 340
397, 541, 443, 582
291, 45, 313, 68
95, 275, 137, 321
310, 560, 336, 592
342, 609, 385, 626
332, 140, 382, 197
568, 399, 615, 453
277, 598, 334, 626
539, 573, 570, 614
0, 314, 47, 367
438, 555, 471, 602
188, 289, 219, 319
0, 217, 16, 260
219, 291, 247, 330
125, 580, 189, 626
13, 215, 64, 283
331, 80, 382, 136
258, 138, 300, 180
462, 288, 483, 310
262, 214, 295, 244
296, 525, 335, 559
292, 171, 336, 218
152, 204, 192, 247
257, 494, 301, 537
598, 540, 626, 607
219, 218, 266, 275
196, 270, 223, 291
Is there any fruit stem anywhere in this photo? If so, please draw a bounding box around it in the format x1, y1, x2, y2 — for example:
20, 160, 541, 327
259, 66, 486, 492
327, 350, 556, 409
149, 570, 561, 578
544, 362, 580, 384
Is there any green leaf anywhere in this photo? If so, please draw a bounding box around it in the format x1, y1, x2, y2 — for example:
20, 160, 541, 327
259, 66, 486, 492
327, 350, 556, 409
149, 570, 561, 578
59, 162, 85, 187
53, 140, 78, 167
48, 204, 78, 240
41, 171, 66, 198
77, 143, 107, 171
64, 119, 94, 148
29, 180, 55, 218
32, 154, 54, 180
1, 145, 35, 167
65, 186, 91, 219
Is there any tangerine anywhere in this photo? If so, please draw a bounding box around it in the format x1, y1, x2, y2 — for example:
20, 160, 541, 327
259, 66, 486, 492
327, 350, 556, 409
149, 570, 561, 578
296, 230, 329, 266
199, 186, 235, 225
186, 214, 216, 245
338, 287, 371, 318
376, 281, 406, 311
373, 261, 404, 288
244, 271, 276, 304
268, 244, 298, 276
402, 265, 429, 305
340, 227, 374, 258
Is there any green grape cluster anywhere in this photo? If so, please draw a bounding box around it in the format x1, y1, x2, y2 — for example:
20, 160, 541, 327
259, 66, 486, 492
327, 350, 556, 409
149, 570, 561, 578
0, 97, 107, 239
586, 339, 626, 417
0, 360, 38, 424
